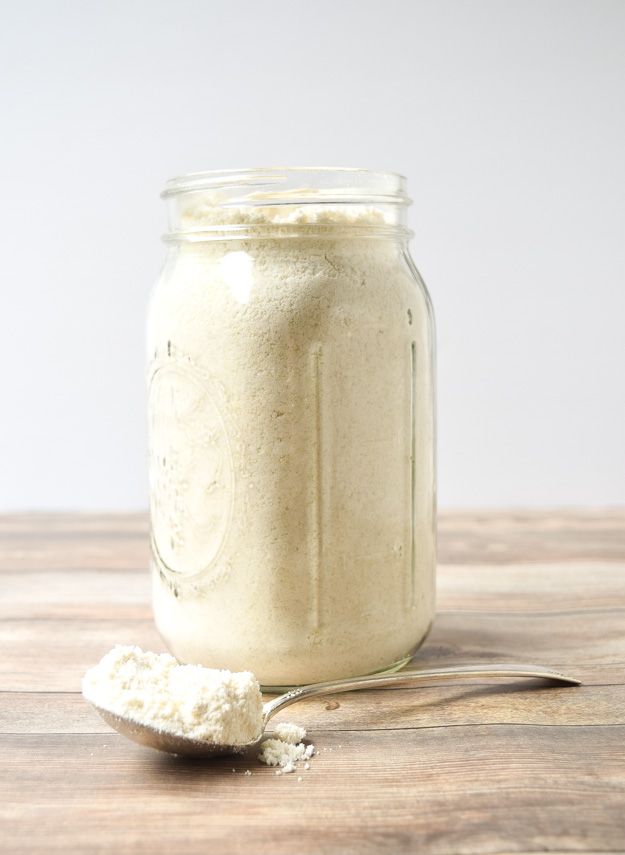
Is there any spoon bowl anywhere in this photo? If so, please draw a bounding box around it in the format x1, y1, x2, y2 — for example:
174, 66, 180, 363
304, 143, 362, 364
89, 663, 580, 757
92, 705, 258, 757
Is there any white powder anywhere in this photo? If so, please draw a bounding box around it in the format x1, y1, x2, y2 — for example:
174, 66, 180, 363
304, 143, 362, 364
82, 645, 263, 746
273, 722, 307, 744
84, 645, 319, 774
258, 727, 315, 774
149, 194, 435, 686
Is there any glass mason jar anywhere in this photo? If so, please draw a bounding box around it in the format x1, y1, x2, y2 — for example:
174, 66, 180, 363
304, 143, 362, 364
148, 168, 436, 688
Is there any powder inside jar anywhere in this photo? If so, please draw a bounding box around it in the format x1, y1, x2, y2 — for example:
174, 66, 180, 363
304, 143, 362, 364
149, 194, 436, 686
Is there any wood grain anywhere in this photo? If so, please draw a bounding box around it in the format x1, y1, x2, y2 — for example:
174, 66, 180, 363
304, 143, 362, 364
3, 683, 625, 735
3, 729, 625, 855
4, 563, 625, 618
1, 511, 625, 855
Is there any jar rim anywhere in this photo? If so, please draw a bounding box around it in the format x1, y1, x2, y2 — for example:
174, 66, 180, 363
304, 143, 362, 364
162, 166, 411, 208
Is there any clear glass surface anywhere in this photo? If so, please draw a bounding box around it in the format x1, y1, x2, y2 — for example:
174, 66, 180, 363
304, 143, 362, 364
148, 168, 436, 687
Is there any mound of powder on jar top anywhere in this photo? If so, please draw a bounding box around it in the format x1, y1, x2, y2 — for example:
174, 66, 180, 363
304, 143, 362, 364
82, 645, 264, 746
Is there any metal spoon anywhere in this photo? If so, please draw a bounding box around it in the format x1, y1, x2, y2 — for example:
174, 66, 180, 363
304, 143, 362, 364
89, 663, 580, 757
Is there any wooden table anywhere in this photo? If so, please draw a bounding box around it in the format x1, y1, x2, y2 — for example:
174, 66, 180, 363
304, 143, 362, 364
2, 512, 625, 854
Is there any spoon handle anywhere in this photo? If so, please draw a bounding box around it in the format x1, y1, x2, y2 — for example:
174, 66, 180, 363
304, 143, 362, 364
264, 663, 580, 720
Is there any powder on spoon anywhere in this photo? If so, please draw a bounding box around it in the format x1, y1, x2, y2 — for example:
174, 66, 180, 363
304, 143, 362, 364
83, 646, 316, 772
82, 645, 264, 746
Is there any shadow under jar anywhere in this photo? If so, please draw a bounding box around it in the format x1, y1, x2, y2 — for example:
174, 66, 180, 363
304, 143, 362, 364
148, 167, 436, 689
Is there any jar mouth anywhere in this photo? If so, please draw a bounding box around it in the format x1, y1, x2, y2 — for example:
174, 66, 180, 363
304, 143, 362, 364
162, 167, 411, 239
162, 166, 411, 208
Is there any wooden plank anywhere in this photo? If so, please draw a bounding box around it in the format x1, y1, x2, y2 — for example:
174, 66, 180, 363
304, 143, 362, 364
0, 537, 149, 574
2, 683, 624, 735
1, 727, 624, 854
0, 618, 162, 692
2, 512, 625, 854
3, 562, 625, 619
0, 513, 148, 574
0, 570, 152, 619
2, 511, 625, 573
0, 513, 148, 536
438, 561, 625, 612
1, 609, 623, 692
437, 510, 625, 564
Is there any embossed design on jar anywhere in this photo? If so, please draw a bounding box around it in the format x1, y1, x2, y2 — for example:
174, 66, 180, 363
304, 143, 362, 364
148, 358, 234, 580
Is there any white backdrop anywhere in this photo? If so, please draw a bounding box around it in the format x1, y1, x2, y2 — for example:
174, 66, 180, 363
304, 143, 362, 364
1, 0, 624, 510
